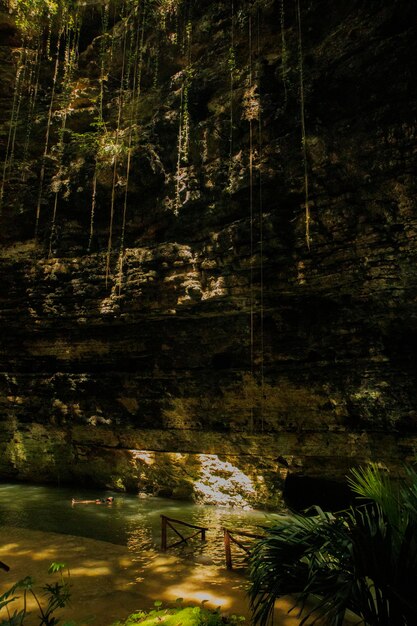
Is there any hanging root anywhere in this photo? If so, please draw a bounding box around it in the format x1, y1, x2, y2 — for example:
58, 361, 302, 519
296, 0, 310, 250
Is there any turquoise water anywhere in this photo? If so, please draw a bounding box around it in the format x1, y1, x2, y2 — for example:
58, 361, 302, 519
0, 482, 278, 565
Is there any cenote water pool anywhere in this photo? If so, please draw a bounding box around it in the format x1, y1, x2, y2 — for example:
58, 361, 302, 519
0, 482, 283, 567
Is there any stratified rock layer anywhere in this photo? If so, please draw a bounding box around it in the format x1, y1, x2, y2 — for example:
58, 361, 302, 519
1, 0, 417, 507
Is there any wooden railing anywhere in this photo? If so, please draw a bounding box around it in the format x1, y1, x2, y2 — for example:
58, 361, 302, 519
223, 527, 264, 570
161, 515, 209, 551
160, 515, 264, 569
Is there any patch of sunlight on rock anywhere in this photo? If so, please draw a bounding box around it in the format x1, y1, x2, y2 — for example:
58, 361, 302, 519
131, 450, 156, 465
195, 454, 256, 508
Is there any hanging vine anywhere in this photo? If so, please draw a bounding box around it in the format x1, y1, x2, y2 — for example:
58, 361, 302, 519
174, 8, 193, 215
248, 13, 255, 432
99, 2, 110, 124
7, 47, 30, 181
116, 0, 149, 295
2, 0, 70, 222
175, 82, 184, 214
241, 2, 264, 432
105, 0, 128, 286
257, 7, 264, 432
296, 0, 310, 250
0, 45, 28, 214
87, 1, 110, 252
228, 0, 236, 185
280, 0, 289, 110
35, 23, 64, 237
49, 9, 81, 256
21, 39, 42, 180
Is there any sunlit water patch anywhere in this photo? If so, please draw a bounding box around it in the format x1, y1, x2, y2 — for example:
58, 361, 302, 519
0, 483, 286, 567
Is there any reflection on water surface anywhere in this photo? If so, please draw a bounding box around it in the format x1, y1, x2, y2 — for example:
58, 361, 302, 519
0, 482, 284, 566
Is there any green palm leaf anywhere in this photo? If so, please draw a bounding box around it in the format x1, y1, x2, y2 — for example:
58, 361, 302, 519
249, 464, 417, 626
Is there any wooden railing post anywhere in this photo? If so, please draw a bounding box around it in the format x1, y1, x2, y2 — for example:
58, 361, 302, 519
223, 528, 233, 570
222, 528, 264, 570
161, 515, 167, 551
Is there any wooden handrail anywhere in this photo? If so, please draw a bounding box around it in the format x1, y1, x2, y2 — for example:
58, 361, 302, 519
223, 527, 264, 570
224, 528, 264, 540
160, 515, 264, 569
161, 515, 209, 532
161, 515, 208, 551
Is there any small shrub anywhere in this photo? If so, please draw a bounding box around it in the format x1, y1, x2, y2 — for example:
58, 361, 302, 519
0, 562, 73, 626
249, 463, 417, 626
112, 601, 245, 626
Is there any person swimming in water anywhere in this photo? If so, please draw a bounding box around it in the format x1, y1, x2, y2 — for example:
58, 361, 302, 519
71, 496, 114, 505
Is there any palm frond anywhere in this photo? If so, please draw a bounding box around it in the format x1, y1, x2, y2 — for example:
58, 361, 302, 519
249, 508, 353, 626
249, 464, 417, 626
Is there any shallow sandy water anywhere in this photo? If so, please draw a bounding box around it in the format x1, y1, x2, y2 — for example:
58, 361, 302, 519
0, 526, 356, 626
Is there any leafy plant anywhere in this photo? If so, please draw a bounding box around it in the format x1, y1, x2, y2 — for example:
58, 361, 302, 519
0, 562, 73, 626
249, 463, 417, 626
112, 600, 245, 626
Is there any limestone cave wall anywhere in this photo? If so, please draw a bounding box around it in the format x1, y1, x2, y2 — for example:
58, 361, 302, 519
0, 0, 416, 507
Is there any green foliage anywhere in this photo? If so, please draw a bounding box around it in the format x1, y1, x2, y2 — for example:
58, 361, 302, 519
154, 0, 183, 30
249, 463, 417, 626
0, 562, 72, 626
63, 128, 99, 159
112, 601, 245, 626
7, 0, 78, 38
